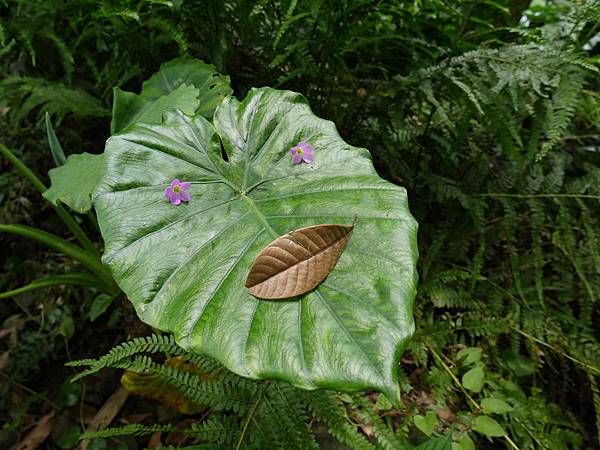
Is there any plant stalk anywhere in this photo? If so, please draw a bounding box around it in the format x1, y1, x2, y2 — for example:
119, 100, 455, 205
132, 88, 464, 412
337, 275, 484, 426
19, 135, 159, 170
0, 142, 100, 258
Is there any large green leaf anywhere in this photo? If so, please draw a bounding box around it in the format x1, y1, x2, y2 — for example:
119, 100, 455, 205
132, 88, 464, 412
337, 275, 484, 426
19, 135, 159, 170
111, 58, 232, 134
44, 152, 106, 213
140, 57, 232, 120
93, 88, 418, 402
111, 84, 200, 134
48, 58, 231, 213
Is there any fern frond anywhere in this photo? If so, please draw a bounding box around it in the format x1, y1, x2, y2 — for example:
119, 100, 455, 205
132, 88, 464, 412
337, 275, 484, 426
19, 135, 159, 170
184, 415, 242, 445
82, 423, 175, 439
307, 391, 375, 450
355, 396, 406, 450
66, 334, 184, 381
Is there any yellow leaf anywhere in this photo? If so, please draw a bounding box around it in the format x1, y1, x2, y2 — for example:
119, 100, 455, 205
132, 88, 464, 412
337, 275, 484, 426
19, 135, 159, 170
120, 357, 211, 414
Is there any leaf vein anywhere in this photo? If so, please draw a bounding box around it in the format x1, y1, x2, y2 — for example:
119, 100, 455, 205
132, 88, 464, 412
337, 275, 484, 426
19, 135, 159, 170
105, 197, 240, 264
313, 289, 387, 385
188, 229, 265, 341
153, 211, 252, 304
253, 186, 400, 203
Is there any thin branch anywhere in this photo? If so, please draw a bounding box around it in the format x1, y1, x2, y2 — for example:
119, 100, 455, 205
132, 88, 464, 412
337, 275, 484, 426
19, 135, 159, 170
426, 344, 521, 450
235, 381, 271, 450
512, 327, 600, 376
472, 193, 600, 200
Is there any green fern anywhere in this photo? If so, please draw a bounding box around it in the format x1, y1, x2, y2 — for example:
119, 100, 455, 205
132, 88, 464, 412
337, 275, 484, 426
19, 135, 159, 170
69, 334, 388, 449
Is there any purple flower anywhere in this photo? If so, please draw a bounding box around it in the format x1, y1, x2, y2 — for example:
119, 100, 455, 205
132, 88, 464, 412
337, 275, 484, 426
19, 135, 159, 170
164, 179, 191, 205
290, 141, 314, 164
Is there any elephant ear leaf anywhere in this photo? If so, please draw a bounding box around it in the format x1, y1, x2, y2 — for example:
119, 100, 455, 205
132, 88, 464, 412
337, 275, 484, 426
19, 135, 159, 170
111, 58, 232, 133
93, 87, 418, 404
44, 152, 106, 213
45, 58, 232, 213
246, 223, 354, 299
141, 57, 232, 120
110, 84, 199, 134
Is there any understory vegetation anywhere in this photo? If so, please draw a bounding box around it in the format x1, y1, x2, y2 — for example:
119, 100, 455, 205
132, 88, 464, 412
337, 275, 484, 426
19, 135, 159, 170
1, 1, 599, 449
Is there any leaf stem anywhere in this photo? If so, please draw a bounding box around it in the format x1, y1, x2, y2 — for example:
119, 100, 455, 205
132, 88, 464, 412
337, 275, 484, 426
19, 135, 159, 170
235, 381, 271, 450
0, 273, 110, 299
472, 193, 600, 200
427, 344, 480, 412
0, 142, 100, 257
426, 343, 521, 450
511, 327, 600, 376
0, 224, 115, 290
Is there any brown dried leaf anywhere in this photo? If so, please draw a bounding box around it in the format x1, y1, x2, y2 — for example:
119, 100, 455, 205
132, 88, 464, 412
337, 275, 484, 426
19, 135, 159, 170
11, 412, 54, 450
77, 386, 129, 450
0, 351, 9, 370
147, 432, 163, 450
245, 223, 354, 299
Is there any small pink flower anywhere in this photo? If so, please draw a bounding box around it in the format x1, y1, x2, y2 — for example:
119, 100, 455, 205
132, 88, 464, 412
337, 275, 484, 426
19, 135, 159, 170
290, 141, 314, 164
164, 179, 191, 205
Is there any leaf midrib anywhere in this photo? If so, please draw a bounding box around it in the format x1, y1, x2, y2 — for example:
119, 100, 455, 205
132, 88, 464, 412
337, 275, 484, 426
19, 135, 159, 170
236, 187, 387, 384
240, 193, 279, 239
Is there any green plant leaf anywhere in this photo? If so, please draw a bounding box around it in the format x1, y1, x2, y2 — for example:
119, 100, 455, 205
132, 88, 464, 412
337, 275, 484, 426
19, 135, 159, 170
110, 58, 232, 134
502, 350, 536, 377
111, 84, 200, 134
44, 153, 106, 213
414, 410, 438, 436
415, 433, 452, 450
472, 415, 506, 437
59, 380, 81, 407
456, 347, 482, 366
93, 87, 418, 402
52, 424, 81, 449
44, 58, 231, 215
60, 313, 75, 339
481, 398, 513, 414
0, 273, 108, 299
141, 57, 232, 120
375, 393, 393, 410
462, 365, 485, 393
89, 293, 116, 322
88, 438, 108, 450
45, 111, 66, 166
452, 435, 475, 450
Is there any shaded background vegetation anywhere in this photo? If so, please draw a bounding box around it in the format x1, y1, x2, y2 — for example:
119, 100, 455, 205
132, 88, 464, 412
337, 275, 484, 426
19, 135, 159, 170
0, 0, 599, 449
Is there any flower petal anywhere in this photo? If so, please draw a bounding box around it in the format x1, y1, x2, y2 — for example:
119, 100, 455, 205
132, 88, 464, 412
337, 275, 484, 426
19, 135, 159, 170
180, 191, 191, 202
179, 182, 191, 190
170, 178, 181, 186
171, 196, 182, 205
302, 154, 313, 163
292, 154, 303, 164
164, 186, 175, 200
289, 147, 298, 156
297, 141, 312, 152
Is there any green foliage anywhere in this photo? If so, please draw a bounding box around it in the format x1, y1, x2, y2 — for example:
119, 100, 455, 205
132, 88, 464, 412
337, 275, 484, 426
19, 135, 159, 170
138, 57, 232, 120
94, 86, 418, 403
43, 153, 107, 213
1, 0, 599, 448
1, 77, 109, 126
414, 411, 438, 437
70, 334, 382, 449
472, 415, 506, 437
3, 305, 73, 382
